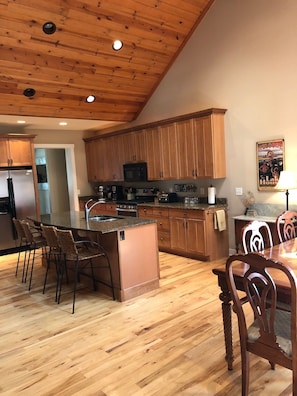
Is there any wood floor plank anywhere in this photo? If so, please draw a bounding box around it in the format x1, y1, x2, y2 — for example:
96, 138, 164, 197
0, 251, 293, 395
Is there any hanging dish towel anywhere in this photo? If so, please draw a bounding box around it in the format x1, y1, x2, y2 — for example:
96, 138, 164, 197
214, 210, 226, 232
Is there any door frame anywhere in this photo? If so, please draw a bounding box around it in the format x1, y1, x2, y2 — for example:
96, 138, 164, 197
34, 143, 79, 211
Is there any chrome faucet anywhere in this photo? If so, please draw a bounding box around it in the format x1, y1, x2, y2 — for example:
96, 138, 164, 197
84, 199, 102, 222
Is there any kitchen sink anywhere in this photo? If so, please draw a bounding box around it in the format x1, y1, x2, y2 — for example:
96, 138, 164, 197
87, 215, 121, 222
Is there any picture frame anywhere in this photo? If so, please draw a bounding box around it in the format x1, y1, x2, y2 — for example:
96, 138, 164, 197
257, 139, 285, 191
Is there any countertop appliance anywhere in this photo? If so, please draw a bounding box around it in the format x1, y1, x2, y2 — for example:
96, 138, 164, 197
0, 167, 36, 252
158, 192, 178, 203
123, 162, 148, 182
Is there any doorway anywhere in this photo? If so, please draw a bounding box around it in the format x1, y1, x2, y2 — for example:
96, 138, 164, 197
34, 144, 79, 214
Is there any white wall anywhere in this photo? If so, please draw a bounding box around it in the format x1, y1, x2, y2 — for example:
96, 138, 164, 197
128, 0, 297, 248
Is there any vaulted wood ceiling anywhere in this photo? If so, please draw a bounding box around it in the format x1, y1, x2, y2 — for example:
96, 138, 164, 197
1, 0, 214, 124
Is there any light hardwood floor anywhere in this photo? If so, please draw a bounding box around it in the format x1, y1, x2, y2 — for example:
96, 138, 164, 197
0, 251, 292, 395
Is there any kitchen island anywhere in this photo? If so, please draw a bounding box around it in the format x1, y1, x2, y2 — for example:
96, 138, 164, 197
29, 211, 160, 302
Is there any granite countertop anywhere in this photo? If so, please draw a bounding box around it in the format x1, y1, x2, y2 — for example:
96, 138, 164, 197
233, 214, 277, 223
29, 211, 156, 234
138, 202, 228, 210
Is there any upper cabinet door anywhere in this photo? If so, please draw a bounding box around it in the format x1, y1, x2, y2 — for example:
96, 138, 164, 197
159, 123, 179, 179
123, 130, 147, 163
193, 113, 226, 178
176, 119, 196, 179
144, 127, 162, 180
0, 137, 33, 167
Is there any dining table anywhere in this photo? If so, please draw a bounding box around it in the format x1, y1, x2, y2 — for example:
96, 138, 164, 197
212, 237, 297, 370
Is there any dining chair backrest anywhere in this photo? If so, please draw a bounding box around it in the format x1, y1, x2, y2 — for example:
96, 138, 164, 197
12, 217, 26, 240
242, 220, 273, 253
226, 252, 297, 395
276, 210, 297, 243
55, 228, 79, 257
40, 224, 59, 249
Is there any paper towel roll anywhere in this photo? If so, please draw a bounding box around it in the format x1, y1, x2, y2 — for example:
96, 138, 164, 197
208, 186, 216, 204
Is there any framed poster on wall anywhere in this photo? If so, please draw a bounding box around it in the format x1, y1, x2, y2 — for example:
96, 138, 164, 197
257, 139, 284, 191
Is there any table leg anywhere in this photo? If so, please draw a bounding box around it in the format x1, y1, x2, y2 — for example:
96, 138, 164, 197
219, 287, 234, 370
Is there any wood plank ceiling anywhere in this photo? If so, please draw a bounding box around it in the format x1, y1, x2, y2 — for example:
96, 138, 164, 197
0, 0, 214, 123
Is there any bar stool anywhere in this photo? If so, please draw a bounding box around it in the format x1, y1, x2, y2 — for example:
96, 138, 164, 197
55, 228, 115, 313
41, 224, 67, 302
12, 218, 28, 277
20, 220, 47, 290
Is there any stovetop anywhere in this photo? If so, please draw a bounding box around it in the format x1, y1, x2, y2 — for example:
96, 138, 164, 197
117, 196, 155, 207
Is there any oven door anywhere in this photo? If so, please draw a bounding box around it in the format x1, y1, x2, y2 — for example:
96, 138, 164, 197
117, 208, 138, 217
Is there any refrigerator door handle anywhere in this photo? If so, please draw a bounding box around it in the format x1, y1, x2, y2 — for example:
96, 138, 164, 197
7, 178, 18, 239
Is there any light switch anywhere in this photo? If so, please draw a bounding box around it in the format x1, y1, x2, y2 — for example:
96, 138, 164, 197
235, 187, 243, 196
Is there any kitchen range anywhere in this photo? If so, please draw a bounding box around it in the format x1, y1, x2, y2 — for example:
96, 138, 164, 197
116, 188, 156, 217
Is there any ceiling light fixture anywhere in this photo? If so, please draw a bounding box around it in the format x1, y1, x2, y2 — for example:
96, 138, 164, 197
112, 40, 123, 51
23, 88, 36, 97
17, 120, 26, 124
42, 21, 56, 35
86, 95, 96, 103
59, 122, 68, 126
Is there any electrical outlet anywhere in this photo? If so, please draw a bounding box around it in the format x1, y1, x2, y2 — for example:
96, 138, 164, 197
235, 187, 243, 196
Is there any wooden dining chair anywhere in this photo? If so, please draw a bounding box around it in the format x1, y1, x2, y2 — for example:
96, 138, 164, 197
242, 220, 273, 253
55, 228, 115, 313
226, 252, 297, 395
276, 210, 297, 243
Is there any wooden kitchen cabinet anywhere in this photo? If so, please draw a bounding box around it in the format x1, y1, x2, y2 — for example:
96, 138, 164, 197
106, 134, 125, 181
139, 204, 229, 260
85, 138, 107, 182
144, 127, 162, 180
193, 112, 226, 178
84, 108, 227, 182
170, 209, 207, 257
138, 206, 170, 248
0, 135, 35, 167
158, 123, 179, 179
145, 123, 180, 180
138, 206, 170, 250
177, 111, 226, 179
123, 130, 146, 163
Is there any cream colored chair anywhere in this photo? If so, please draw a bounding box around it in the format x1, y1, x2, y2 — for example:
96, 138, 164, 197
276, 211, 297, 243
242, 220, 273, 253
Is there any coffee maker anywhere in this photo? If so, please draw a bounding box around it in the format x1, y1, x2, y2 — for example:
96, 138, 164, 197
97, 185, 105, 202
111, 185, 123, 201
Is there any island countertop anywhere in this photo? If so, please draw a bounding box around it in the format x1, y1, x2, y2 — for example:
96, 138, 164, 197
29, 211, 156, 234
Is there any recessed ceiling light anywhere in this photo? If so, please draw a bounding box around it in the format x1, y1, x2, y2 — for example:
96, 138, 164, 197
17, 120, 26, 124
112, 40, 123, 51
86, 95, 96, 103
23, 88, 36, 97
59, 122, 68, 126
43, 22, 56, 35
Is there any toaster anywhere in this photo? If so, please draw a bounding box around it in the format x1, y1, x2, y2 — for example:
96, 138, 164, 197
158, 192, 178, 203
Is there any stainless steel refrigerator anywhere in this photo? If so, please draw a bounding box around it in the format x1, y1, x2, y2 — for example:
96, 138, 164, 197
0, 167, 36, 251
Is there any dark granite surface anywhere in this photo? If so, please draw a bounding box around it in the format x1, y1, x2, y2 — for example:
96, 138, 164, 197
138, 202, 228, 210
29, 211, 156, 234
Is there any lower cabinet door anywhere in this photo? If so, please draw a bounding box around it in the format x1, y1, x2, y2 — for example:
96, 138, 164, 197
170, 217, 187, 252
186, 218, 206, 256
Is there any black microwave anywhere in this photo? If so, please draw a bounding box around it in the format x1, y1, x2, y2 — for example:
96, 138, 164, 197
123, 162, 148, 182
